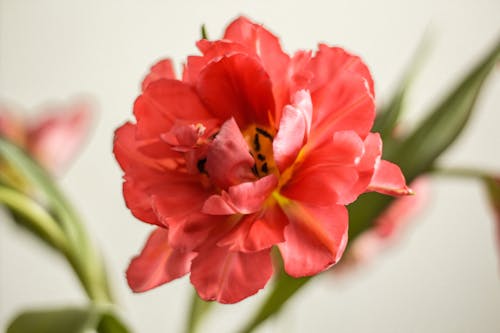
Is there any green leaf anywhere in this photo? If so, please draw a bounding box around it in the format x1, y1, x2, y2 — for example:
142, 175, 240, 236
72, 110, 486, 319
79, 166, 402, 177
0, 184, 69, 252
388, 38, 500, 183
0, 137, 112, 303
0, 137, 80, 243
238, 269, 310, 333
201, 24, 209, 40
185, 290, 214, 333
97, 312, 132, 333
373, 34, 431, 138
483, 176, 500, 222
7, 307, 98, 333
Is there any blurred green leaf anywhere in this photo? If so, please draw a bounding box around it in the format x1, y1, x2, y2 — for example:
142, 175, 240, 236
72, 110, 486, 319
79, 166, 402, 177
0, 137, 113, 303
388, 38, 500, 183
185, 290, 213, 333
6, 307, 97, 333
97, 312, 131, 333
373, 35, 431, 138
0, 137, 80, 242
0, 183, 69, 252
6, 306, 130, 333
239, 270, 310, 333
201, 24, 209, 40
483, 176, 500, 221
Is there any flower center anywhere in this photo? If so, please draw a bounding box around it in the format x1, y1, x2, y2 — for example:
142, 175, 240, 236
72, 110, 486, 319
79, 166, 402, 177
243, 125, 277, 178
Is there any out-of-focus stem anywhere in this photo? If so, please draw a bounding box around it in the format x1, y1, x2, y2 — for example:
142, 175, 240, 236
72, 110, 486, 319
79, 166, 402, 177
185, 289, 213, 333
431, 166, 492, 180
0, 185, 69, 252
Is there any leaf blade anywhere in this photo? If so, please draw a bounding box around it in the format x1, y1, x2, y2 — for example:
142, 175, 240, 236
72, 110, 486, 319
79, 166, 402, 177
6, 308, 96, 333
388, 38, 500, 182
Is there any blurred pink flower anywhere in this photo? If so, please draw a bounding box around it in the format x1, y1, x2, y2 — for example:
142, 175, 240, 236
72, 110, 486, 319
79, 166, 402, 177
0, 101, 92, 175
338, 178, 428, 270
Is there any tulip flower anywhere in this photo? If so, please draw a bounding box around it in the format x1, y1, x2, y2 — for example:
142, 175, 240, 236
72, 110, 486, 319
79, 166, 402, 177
0, 101, 92, 175
114, 16, 411, 303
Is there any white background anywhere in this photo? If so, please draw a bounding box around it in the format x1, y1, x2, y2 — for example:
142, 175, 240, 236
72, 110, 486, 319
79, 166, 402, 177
1, 0, 499, 332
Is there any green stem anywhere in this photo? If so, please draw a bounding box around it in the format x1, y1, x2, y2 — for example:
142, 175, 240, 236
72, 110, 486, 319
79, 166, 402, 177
430, 166, 493, 180
238, 270, 311, 333
0, 185, 69, 252
0, 138, 112, 304
185, 290, 213, 333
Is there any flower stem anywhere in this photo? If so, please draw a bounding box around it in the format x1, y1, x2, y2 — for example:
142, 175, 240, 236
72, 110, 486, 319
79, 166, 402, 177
0, 184, 69, 252
185, 289, 213, 333
430, 166, 493, 180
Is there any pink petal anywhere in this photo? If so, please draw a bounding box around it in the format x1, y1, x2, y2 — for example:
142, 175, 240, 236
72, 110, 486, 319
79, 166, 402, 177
134, 79, 212, 140
224, 17, 289, 76
161, 122, 204, 152
217, 204, 288, 252
288, 50, 314, 91
224, 16, 290, 118
184, 40, 248, 84
341, 132, 383, 204
273, 90, 312, 172
344, 178, 428, 270
0, 108, 27, 146
113, 122, 178, 177
308, 71, 375, 146
151, 180, 211, 227
202, 175, 277, 215
190, 243, 273, 303
278, 202, 348, 277
28, 101, 92, 174
165, 213, 224, 252
196, 54, 275, 128
127, 228, 196, 292
374, 178, 429, 237
115, 123, 204, 227
205, 118, 255, 189
123, 179, 161, 226
368, 160, 412, 196
142, 59, 177, 91
282, 130, 365, 206
308, 44, 374, 98
357, 132, 381, 172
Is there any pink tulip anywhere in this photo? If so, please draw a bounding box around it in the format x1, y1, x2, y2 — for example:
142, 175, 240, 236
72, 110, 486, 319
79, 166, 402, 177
0, 101, 92, 175
114, 16, 411, 303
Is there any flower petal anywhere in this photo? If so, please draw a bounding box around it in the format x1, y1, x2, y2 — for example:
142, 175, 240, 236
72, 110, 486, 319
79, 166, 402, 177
278, 202, 348, 277
273, 90, 312, 172
0, 107, 27, 146
190, 244, 273, 303
196, 53, 275, 128
217, 204, 288, 252
142, 59, 177, 91
127, 228, 196, 292
282, 130, 365, 206
338, 132, 383, 205
113, 122, 176, 177
224, 16, 290, 117
184, 40, 248, 84
308, 44, 374, 97
202, 175, 277, 215
134, 79, 212, 140
368, 160, 412, 196
123, 179, 161, 225
28, 101, 92, 174
308, 70, 375, 145
205, 118, 255, 189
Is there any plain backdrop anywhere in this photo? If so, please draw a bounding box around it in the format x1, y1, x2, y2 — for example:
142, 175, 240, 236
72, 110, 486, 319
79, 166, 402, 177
1, 1, 499, 332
